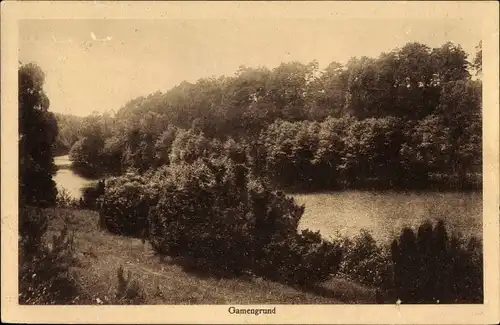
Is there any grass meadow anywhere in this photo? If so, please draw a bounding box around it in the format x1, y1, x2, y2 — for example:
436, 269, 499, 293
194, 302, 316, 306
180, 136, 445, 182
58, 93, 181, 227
43, 208, 377, 305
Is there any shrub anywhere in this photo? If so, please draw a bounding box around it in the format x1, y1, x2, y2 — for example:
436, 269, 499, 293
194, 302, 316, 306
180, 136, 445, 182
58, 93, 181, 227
99, 174, 154, 237
56, 187, 79, 208
147, 157, 343, 283
80, 180, 105, 210
262, 229, 343, 285
19, 208, 80, 304
99, 135, 343, 284
391, 219, 483, 303
19, 207, 48, 256
293, 230, 343, 284
338, 230, 392, 287
114, 265, 145, 305
148, 158, 257, 274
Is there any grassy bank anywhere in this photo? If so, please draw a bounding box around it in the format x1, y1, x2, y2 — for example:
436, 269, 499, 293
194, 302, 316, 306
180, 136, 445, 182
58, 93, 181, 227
42, 208, 377, 304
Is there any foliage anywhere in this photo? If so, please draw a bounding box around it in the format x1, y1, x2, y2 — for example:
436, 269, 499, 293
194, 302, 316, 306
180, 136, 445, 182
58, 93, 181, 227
168, 128, 215, 165
19, 63, 59, 207
55, 41, 481, 191
340, 117, 405, 187
65, 112, 116, 176
331, 220, 482, 304
153, 125, 178, 167
473, 41, 482, 76
19, 208, 80, 304
260, 229, 343, 285
56, 188, 79, 208
148, 157, 272, 274
97, 154, 344, 284
52, 137, 71, 157
391, 220, 483, 303
101, 135, 126, 175
80, 180, 105, 210
69, 136, 105, 177
114, 265, 145, 304
259, 119, 321, 190
99, 175, 155, 237
338, 230, 392, 287
53, 113, 86, 155
19, 208, 147, 305
19, 207, 48, 255
260, 113, 479, 190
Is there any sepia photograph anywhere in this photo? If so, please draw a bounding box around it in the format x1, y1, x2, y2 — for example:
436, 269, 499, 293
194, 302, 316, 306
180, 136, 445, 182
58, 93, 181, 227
2, 1, 499, 324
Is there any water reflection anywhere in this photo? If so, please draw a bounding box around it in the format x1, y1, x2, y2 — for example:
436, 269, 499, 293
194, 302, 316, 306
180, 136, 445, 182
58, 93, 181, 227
54, 155, 97, 199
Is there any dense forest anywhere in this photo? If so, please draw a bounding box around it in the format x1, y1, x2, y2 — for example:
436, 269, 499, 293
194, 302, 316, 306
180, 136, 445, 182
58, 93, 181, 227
57, 41, 482, 190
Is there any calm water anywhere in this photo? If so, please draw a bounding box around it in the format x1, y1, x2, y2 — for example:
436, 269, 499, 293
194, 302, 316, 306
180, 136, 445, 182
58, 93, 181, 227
54, 155, 96, 199
294, 191, 482, 243
53, 155, 482, 241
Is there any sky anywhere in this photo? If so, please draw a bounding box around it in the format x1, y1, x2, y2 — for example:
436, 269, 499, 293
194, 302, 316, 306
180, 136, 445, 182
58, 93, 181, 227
19, 18, 482, 117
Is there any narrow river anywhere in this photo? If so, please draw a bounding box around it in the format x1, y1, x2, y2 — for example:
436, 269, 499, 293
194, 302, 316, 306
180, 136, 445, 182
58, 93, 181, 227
53, 155, 97, 199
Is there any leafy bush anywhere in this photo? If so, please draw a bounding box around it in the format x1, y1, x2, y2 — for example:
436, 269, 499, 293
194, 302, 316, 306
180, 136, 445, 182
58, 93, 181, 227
19, 208, 80, 304
80, 180, 105, 210
332, 220, 482, 304
99, 150, 343, 284
293, 230, 343, 284
99, 175, 155, 237
56, 187, 79, 208
338, 230, 392, 287
19, 207, 48, 256
69, 135, 105, 178
148, 158, 260, 274
147, 157, 342, 283
261, 229, 343, 285
391, 219, 483, 303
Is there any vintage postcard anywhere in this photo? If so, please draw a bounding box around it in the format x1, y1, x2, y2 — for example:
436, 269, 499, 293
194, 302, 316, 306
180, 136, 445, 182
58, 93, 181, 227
1, 1, 499, 324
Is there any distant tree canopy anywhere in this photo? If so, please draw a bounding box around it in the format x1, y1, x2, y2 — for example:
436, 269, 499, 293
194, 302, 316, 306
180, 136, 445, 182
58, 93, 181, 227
59, 41, 482, 190
19, 63, 59, 206
52, 113, 86, 156
108, 42, 475, 125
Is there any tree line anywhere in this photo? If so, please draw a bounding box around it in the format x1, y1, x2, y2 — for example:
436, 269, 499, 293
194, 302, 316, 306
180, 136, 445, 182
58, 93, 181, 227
58, 41, 482, 190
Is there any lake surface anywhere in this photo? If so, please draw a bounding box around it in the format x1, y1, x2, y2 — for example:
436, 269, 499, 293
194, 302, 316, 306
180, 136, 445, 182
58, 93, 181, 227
53, 155, 482, 242
294, 191, 482, 243
54, 155, 96, 199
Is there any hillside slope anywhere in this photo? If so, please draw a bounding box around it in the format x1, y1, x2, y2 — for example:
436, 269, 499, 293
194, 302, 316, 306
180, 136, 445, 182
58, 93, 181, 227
44, 208, 377, 304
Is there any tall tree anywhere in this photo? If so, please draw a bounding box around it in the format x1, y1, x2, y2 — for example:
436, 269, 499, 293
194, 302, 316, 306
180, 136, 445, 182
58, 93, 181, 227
267, 61, 319, 121
19, 63, 58, 206
308, 61, 348, 120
